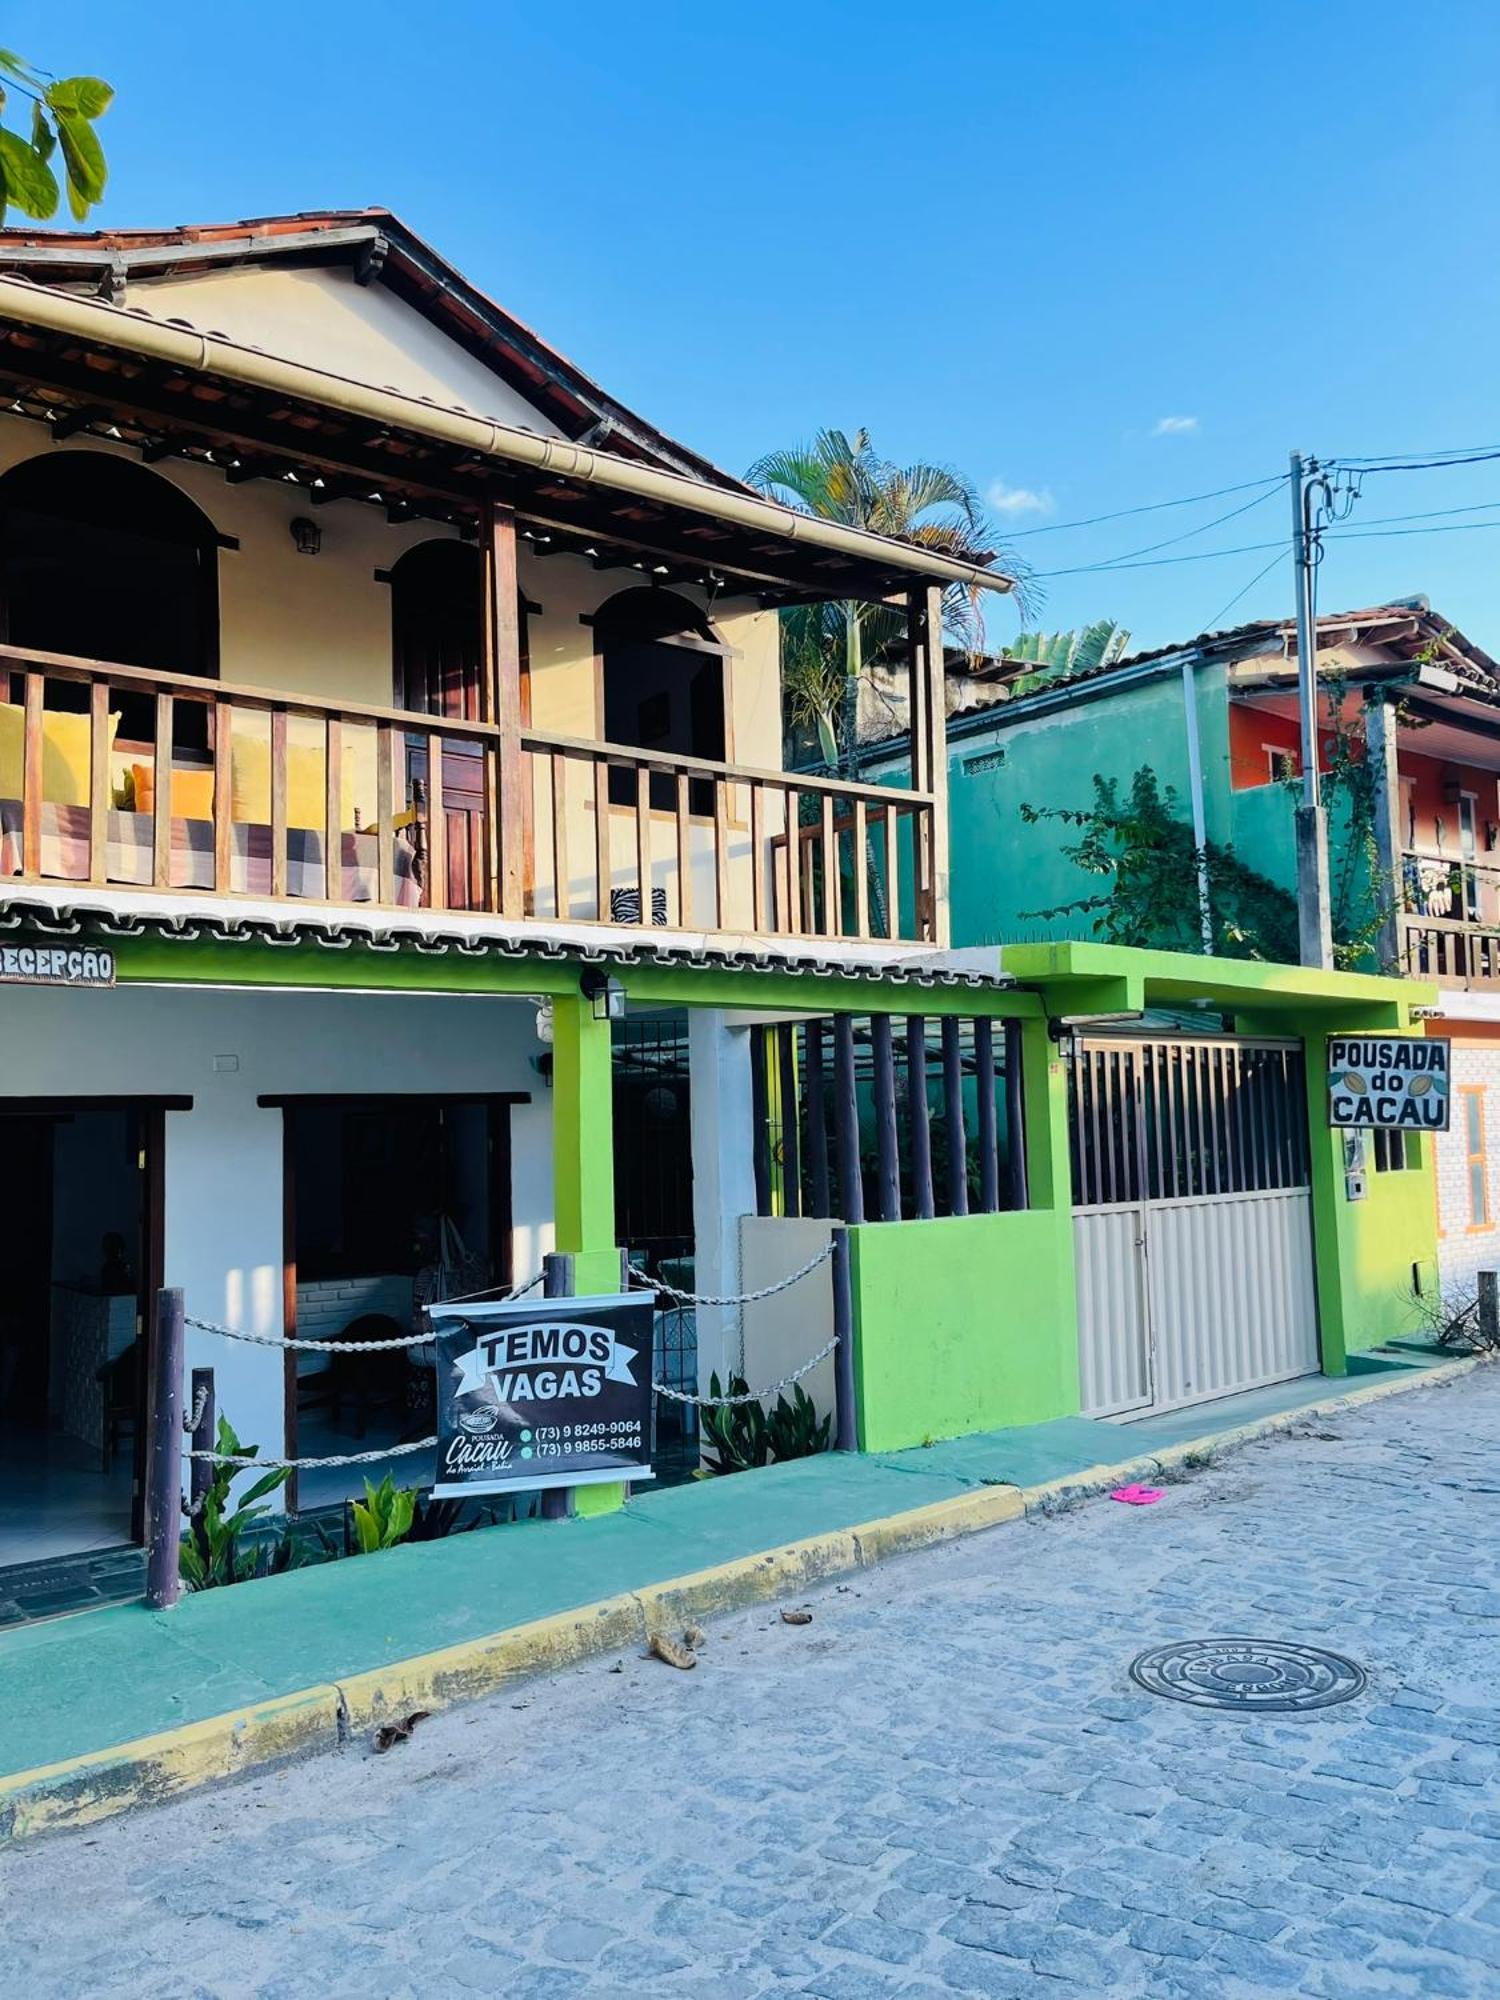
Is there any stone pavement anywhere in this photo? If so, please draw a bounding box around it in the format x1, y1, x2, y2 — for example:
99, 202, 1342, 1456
5, 1366, 1500, 1998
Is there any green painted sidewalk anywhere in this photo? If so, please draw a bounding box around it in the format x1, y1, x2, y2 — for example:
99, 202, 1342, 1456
0, 1344, 1460, 1798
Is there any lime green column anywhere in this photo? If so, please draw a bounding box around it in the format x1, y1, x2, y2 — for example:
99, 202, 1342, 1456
551, 993, 621, 1295
550, 994, 628, 1515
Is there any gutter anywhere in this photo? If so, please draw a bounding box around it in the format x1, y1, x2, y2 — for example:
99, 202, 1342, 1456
0, 275, 1014, 599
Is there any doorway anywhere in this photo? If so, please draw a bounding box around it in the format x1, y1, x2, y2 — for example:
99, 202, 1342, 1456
278, 1093, 523, 1511
0, 1102, 159, 1574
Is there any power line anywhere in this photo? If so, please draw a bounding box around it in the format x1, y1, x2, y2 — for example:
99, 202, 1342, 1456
1076, 482, 1284, 572
1330, 446, 1500, 474
999, 473, 1284, 540
1201, 550, 1289, 632
1033, 536, 1284, 580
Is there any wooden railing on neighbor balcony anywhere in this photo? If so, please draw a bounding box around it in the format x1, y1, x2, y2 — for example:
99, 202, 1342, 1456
1400, 849, 1500, 991
0, 645, 938, 944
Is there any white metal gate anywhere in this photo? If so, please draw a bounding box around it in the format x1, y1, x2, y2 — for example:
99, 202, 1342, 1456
1071, 1034, 1320, 1418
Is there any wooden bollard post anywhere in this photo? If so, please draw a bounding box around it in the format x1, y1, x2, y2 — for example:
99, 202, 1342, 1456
189, 1365, 216, 1514
831, 1226, 857, 1453
1478, 1270, 1498, 1348
145, 1288, 185, 1610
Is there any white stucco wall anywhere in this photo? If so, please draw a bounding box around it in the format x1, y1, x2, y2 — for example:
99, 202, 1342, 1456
0, 981, 554, 1493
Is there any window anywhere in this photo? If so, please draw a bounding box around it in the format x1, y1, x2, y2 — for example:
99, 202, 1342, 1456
1373, 1128, 1416, 1173
596, 588, 726, 810
1266, 747, 1298, 782
1463, 1087, 1490, 1229
0, 449, 220, 676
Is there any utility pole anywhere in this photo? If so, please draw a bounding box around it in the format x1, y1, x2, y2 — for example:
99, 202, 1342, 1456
1290, 449, 1334, 969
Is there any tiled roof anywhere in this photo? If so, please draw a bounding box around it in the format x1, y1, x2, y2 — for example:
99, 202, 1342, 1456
0, 209, 746, 491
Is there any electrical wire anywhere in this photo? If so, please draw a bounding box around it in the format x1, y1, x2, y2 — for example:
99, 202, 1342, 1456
1033, 536, 1284, 580
1070, 481, 1284, 572
998, 473, 1284, 539
1200, 550, 1289, 633
1329, 446, 1500, 474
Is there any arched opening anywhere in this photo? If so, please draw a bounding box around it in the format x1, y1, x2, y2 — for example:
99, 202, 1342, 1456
0, 450, 220, 676
596, 587, 726, 808
388, 538, 511, 912
389, 538, 488, 721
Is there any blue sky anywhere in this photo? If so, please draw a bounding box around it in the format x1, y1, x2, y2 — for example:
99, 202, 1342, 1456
8, 1, 1500, 653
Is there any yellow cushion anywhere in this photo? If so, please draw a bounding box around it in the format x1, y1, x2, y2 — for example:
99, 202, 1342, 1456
231, 729, 379, 832
0, 702, 120, 807
130, 762, 216, 821
0, 703, 21, 800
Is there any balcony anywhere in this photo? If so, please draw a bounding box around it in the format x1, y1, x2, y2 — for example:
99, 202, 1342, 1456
1399, 849, 1500, 990
0, 644, 940, 947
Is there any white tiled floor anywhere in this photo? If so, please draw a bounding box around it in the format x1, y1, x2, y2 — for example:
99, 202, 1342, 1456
0, 1418, 134, 1567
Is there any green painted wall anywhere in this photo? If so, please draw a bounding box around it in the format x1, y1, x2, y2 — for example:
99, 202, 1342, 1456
943, 663, 1231, 949
850, 1210, 1079, 1451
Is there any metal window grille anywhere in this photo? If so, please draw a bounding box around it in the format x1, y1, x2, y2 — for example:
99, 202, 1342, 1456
1069, 1036, 1309, 1209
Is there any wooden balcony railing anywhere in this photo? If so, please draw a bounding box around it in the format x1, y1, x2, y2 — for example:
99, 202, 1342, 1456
1400, 849, 1500, 990
524, 730, 937, 942
0, 645, 938, 944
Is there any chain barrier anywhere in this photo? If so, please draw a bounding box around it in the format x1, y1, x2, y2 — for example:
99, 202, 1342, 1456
652, 1335, 839, 1408
628, 1237, 835, 1309
181, 1240, 837, 1452
187, 1437, 437, 1472
183, 1273, 543, 1353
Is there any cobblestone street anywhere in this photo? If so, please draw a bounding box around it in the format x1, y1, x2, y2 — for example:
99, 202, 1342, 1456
6, 1368, 1500, 1998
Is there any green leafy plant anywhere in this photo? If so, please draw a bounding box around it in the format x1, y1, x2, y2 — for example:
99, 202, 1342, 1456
1020, 767, 1301, 961
700, 1376, 831, 1476
406, 1491, 477, 1542
179, 1417, 292, 1591
347, 1475, 416, 1554
0, 53, 113, 222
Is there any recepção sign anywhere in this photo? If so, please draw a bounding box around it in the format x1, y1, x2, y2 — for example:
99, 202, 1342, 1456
429, 1290, 654, 1497
1327, 1034, 1450, 1132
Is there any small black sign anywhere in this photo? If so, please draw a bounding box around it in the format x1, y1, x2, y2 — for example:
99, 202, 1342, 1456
0, 943, 115, 988
429, 1291, 655, 1497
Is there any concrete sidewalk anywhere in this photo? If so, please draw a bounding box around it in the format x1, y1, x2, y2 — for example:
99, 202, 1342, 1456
0, 1345, 1475, 1841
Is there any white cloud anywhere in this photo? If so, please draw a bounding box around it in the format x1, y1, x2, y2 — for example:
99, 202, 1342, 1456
986, 479, 1054, 517
1151, 415, 1200, 437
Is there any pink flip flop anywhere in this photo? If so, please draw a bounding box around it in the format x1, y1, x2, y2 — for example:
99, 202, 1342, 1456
1109, 1483, 1165, 1505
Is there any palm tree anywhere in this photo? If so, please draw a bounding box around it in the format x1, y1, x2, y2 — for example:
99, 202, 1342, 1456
746, 428, 1031, 776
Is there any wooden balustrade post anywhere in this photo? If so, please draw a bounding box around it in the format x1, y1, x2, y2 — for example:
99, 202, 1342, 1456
485, 499, 525, 917
942, 1015, 968, 1216
145, 1287, 184, 1611
805, 1019, 832, 1217
975, 1015, 1000, 1213
777, 1022, 802, 1219
833, 1012, 865, 1224
906, 1016, 935, 1219
831, 1226, 858, 1453
871, 1012, 900, 1222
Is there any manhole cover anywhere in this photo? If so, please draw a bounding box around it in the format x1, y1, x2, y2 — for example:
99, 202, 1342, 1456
1129, 1638, 1367, 1713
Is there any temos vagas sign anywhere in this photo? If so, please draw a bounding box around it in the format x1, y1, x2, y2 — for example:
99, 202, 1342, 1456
428, 1291, 654, 1497
1327, 1035, 1450, 1132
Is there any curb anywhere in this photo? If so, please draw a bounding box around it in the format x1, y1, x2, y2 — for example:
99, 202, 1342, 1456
0, 1356, 1477, 1842
1016, 1353, 1481, 1515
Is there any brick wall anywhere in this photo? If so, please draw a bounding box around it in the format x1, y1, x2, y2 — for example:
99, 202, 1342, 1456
294, 1274, 414, 1377
1433, 1044, 1500, 1298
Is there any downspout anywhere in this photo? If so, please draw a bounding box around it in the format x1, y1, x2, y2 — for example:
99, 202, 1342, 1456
0, 277, 1015, 601
1180, 658, 1214, 954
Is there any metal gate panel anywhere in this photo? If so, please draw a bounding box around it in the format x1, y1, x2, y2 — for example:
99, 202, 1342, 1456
1143, 1188, 1320, 1413
1073, 1206, 1153, 1418
1071, 1033, 1321, 1420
